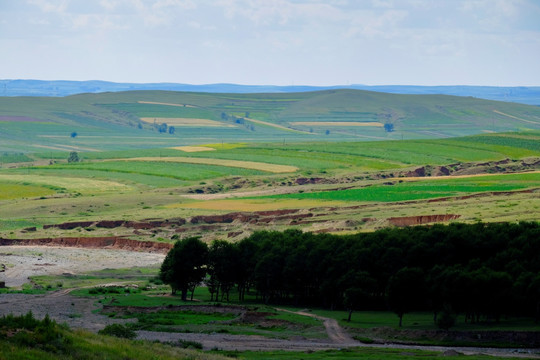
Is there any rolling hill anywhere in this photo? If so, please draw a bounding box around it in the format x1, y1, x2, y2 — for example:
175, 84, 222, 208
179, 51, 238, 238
2, 80, 540, 105
1, 89, 540, 153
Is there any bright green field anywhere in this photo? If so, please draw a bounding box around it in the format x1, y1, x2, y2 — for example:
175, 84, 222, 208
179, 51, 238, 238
256, 173, 540, 202
0, 181, 57, 200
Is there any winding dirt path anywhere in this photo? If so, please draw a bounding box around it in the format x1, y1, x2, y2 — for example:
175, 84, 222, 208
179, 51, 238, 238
276, 308, 356, 344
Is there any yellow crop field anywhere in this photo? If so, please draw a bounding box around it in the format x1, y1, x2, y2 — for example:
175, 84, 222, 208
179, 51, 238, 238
116, 157, 298, 173
170, 146, 216, 152
167, 198, 345, 211
290, 121, 383, 127
140, 117, 234, 127
200, 143, 246, 150
0, 175, 131, 194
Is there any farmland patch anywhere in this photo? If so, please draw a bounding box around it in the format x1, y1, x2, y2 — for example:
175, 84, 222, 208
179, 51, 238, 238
138, 101, 197, 108
0, 116, 45, 122
290, 121, 383, 127
244, 117, 313, 134
0, 181, 57, 200
114, 157, 298, 173
257, 172, 540, 203
168, 199, 345, 211
0, 174, 131, 194
140, 117, 233, 127
170, 146, 216, 152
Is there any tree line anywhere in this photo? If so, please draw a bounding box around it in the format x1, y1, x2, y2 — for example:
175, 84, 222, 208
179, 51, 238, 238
159, 222, 540, 327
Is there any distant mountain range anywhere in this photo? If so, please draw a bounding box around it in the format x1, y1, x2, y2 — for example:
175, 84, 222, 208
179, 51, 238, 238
1, 79, 540, 105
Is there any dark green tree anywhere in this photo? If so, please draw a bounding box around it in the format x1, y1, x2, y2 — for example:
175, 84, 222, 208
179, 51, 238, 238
159, 237, 208, 300
208, 240, 238, 302
68, 151, 79, 163
387, 267, 426, 327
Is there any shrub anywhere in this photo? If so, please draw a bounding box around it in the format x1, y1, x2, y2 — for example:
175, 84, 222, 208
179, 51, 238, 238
437, 309, 456, 330
0, 312, 71, 353
98, 324, 136, 339
178, 339, 203, 349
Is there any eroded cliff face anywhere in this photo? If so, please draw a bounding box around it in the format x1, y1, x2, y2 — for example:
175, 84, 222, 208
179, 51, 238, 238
0, 236, 172, 253
388, 214, 461, 227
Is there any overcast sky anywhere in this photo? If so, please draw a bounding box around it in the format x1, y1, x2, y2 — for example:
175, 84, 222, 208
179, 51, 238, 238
1, 0, 539, 86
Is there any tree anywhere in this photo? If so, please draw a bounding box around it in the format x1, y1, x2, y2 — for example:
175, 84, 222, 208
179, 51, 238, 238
168, 126, 175, 134
159, 237, 208, 300
384, 123, 394, 132
387, 267, 426, 327
70, 131, 78, 138
208, 240, 238, 302
343, 272, 377, 322
68, 151, 79, 163
157, 123, 168, 133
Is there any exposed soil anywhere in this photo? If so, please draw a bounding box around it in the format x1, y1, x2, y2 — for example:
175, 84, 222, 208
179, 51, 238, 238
388, 214, 461, 227
0, 237, 172, 254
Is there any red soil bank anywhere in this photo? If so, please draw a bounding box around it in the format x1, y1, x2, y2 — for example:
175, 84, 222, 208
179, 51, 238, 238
0, 236, 172, 253
388, 214, 461, 227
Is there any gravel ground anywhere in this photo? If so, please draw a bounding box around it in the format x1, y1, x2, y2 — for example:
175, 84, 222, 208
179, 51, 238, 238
0, 245, 164, 287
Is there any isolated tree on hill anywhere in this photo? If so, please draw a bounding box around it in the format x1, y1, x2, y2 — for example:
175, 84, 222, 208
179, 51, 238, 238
159, 237, 208, 300
68, 151, 79, 163
70, 131, 77, 138
157, 123, 168, 133
168, 126, 175, 135
384, 123, 394, 132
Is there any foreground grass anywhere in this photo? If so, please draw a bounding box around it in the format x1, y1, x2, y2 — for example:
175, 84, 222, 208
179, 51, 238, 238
215, 348, 530, 360
0, 329, 230, 360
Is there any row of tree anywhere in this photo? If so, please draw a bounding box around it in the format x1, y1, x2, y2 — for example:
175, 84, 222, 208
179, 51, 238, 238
159, 222, 540, 327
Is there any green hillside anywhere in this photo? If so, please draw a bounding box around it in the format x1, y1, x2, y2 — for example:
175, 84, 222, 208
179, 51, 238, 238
1, 90, 540, 153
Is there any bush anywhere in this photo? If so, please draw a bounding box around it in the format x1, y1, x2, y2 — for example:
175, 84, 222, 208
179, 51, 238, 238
178, 339, 203, 349
0, 312, 71, 353
437, 309, 456, 330
98, 323, 136, 339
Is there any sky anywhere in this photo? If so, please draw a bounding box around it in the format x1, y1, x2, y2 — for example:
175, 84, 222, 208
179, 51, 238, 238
1, 0, 540, 86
